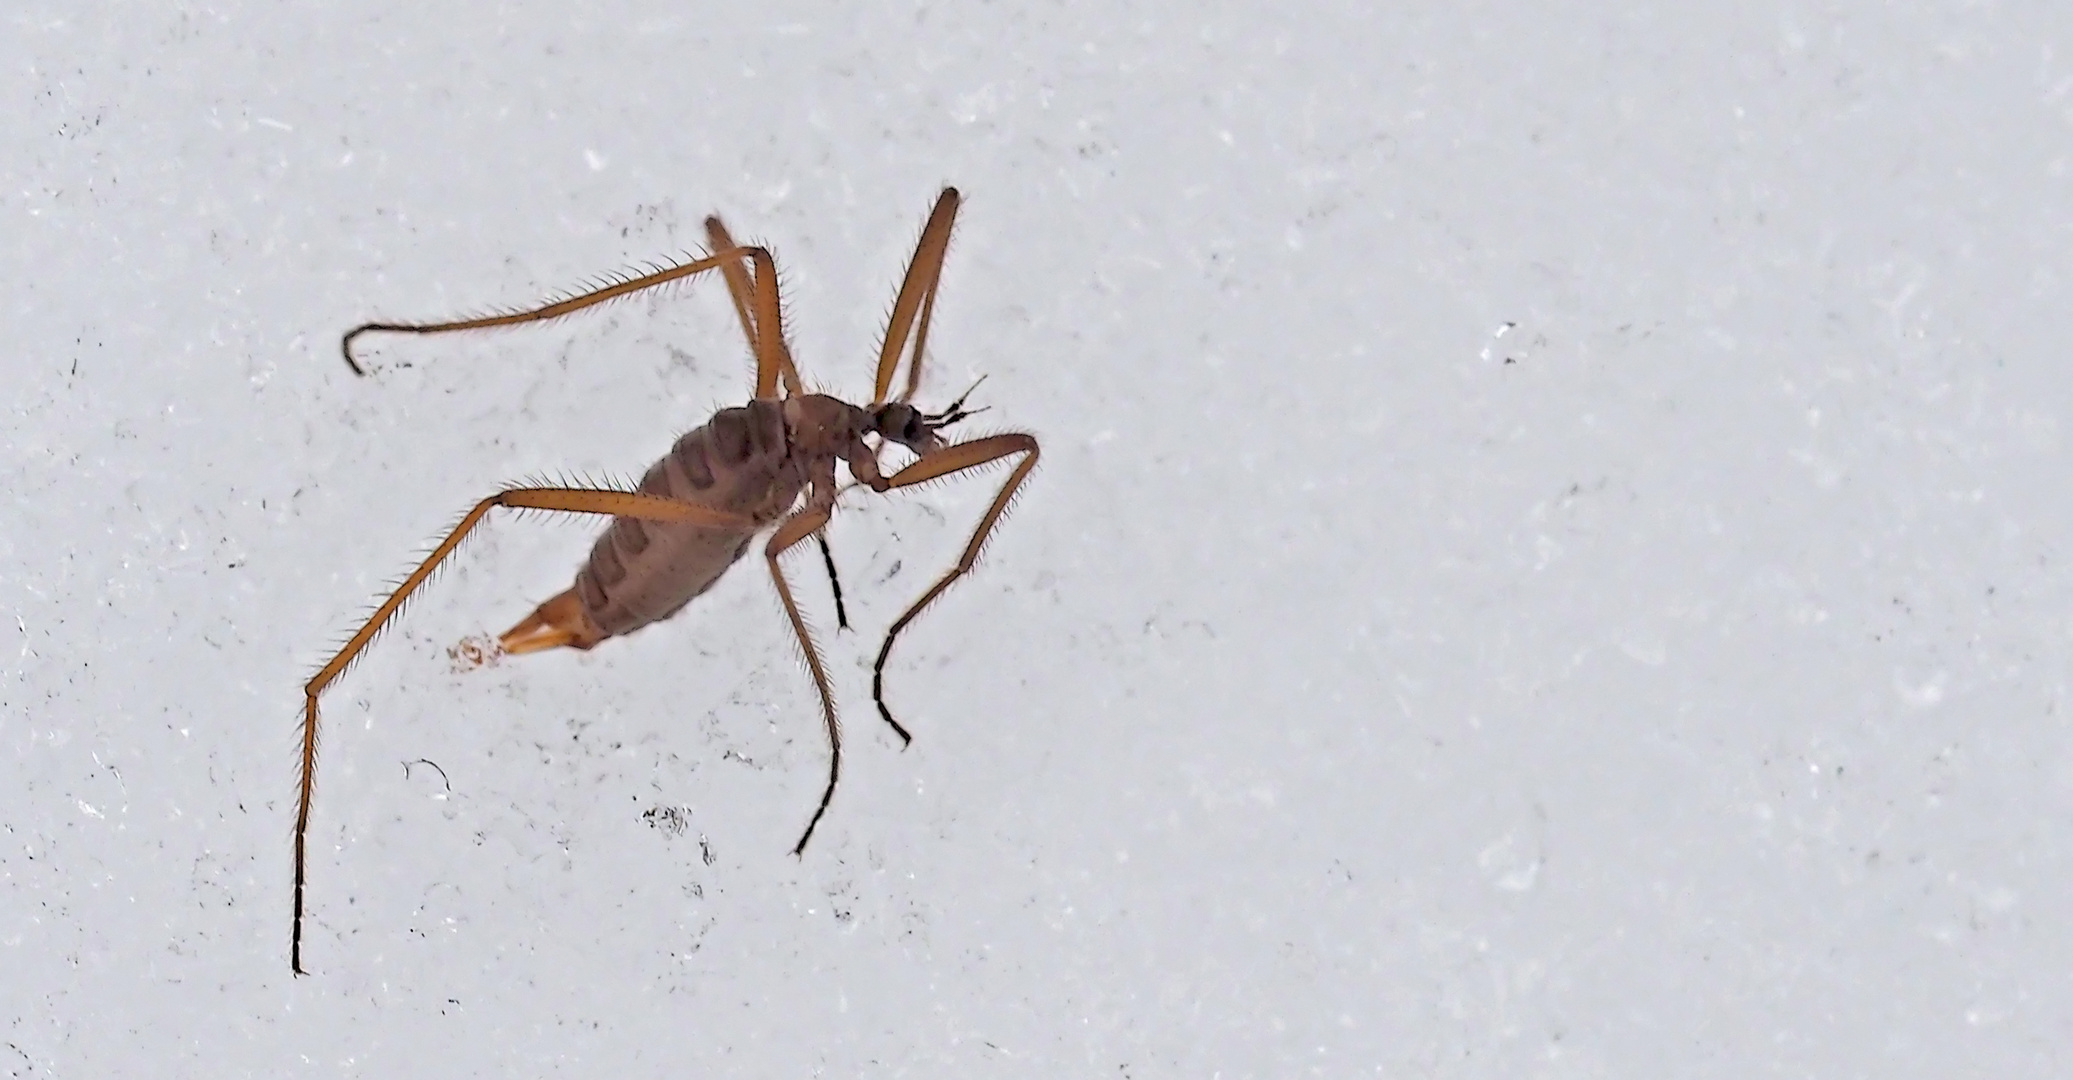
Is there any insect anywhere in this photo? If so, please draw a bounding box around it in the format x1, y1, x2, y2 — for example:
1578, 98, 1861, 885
294, 187, 1038, 974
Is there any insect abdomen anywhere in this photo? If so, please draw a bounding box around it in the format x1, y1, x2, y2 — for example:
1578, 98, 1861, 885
573, 399, 803, 639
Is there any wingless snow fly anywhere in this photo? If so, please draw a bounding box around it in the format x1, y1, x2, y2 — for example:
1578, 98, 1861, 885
294, 188, 1037, 974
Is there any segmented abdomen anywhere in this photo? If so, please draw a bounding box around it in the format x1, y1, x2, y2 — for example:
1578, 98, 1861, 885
575, 399, 804, 639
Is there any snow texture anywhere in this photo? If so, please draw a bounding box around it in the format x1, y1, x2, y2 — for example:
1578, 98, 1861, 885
5, 3, 2071, 1077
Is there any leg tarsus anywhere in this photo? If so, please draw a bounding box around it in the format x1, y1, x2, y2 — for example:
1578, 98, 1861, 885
340, 324, 381, 375
814, 531, 850, 631
789, 734, 840, 856
872, 663, 914, 746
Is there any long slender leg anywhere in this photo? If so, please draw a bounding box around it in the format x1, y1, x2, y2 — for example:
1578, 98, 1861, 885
743, 235, 801, 401
872, 188, 961, 406
704, 216, 760, 355
341, 244, 802, 402
868, 433, 1039, 742
706, 212, 846, 626
764, 501, 845, 853
293, 486, 755, 976
704, 215, 805, 398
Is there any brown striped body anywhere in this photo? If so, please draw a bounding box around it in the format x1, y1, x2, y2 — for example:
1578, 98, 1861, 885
528, 399, 811, 649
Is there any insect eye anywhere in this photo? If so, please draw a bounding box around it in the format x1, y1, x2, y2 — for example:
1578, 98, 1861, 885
874, 405, 919, 441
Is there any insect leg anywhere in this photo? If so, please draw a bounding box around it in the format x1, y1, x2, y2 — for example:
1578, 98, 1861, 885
705, 210, 847, 626
764, 503, 844, 853
294, 487, 754, 975
872, 188, 961, 406
868, 433, 1039, 743
705, 215, 759, 357
705, 214, 805, 399
339, 245, 787, 381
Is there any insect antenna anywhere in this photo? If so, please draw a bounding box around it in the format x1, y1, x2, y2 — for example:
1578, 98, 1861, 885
925, 375, 990, 431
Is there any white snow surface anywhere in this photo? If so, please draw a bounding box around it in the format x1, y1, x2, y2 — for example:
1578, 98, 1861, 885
5, 3, 2071, 1077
